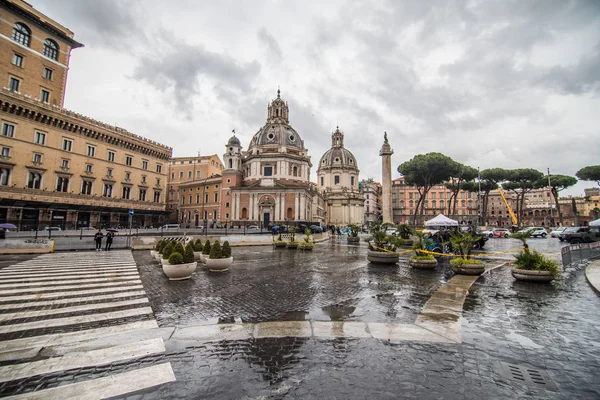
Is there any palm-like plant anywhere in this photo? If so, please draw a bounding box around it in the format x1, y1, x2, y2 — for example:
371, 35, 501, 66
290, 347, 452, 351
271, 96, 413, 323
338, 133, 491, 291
449, 231, 479, 260
367, 222, 396, 251
396, 224, 413, 239
347, 224, 360, 238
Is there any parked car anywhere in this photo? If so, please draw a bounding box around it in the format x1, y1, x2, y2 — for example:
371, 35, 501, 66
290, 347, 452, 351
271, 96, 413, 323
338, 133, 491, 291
550, 227, 567, 238
563, 226, 599, 244
247, 225, 260, 230
559, 227, 586, 241
491, 228, 511, 238
44, 226, 62, 231
385, 228, 398, 235
161, 224, 180, 229
516, 227, 547, 238
480, 228, 494, 237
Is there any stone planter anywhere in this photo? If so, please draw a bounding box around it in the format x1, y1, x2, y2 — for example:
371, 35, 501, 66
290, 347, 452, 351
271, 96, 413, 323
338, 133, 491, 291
299, 244, 314, 251
286, 242, 299, 249
273, 241, 286, 248
408, 258, 437, 269
451, 262, 485, 275
150, 250, 156, 258
511, 268, 555, 283
160, 258, 170, 266
194, 251, 205, 263
347, 236, 360, 243
154, 253, 162, 261
162, 261, 197, 281
205, 257, 233, 272
367, 249, 399, 264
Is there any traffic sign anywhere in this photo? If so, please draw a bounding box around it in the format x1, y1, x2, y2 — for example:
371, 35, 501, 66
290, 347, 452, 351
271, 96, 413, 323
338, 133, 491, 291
129, 209, 134, 216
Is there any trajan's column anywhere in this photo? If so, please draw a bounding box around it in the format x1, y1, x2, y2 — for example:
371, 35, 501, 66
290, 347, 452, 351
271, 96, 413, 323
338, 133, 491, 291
379, 132, 394, 223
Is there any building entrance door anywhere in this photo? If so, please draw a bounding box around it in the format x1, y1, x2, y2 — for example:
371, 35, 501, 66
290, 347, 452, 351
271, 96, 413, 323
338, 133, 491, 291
263, 213, 270, 228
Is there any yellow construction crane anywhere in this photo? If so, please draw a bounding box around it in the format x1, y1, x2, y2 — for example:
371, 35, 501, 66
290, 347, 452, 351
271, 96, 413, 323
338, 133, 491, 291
498, 186, 518, 225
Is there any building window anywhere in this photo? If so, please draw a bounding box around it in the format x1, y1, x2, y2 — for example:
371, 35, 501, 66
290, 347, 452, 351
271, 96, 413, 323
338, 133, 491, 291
153, 191, 161, 202
125, 171, 131, 181
9, 77, 20, 92
264, 166, 273, 176
103, 183, 113, 197
33, 153, 42, 163
156, 178, 161, 186
179, 171, 184, 179
62, 138, 73, 152
86, 145, 96, 157
141, 175, 147, 184
125, 156, 133, 166
197, 171, 202, 178
61, 159, 69, 169
2, 123, 15, 137
56, 176, 69, 192
292, 166, 298, 177
85, 164, 93, 173
12, 54, 23, 67
1, 147, 9, 157
188, 171, 192, 178
34, 131, 46, 144
43, 39, 59, 60
81, 180, 92, 195
12, 23, 31, 47
204, 193, 209, 203
320, 177, 324, 186
351, 176, 355, 186
156, 164, 162, 173
214, 193, 218, 202
226, 202, 230, 208
189, 195, 192, 204
0, 168, 10, 185
142, 160, 148, 170
139, 188, 147, 201
44, 68, 53, 80
27, 172, 42, 189
225, 213, 230, 218
334, 175, 340, 185
122, 186, 131, 199
40, 89, 50, 103
106, 168, 113, 177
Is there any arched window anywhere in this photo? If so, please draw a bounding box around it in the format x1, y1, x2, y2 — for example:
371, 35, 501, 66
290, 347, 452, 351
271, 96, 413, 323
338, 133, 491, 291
12, 23, 31, 47
228, 159, 233, 169
461, 200, 466, 207
56, 176, 69, 192
439, 200, 444, 208
432, 200, 436, 209
292, 166, 298, 177
43, 39, 59, 60
241, 208, 247, 219
409, 200, 413, 207
287, 207, 293, 220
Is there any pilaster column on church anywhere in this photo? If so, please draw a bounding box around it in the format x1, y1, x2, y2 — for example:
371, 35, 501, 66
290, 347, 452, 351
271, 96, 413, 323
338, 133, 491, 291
254, 194, 259, 221
249, 194, 253, 220
295, 193, 300, 220
300, 193, 306, 220
275, 195, 280, 221
233, 193, 238, 220
281, 193, 285, 220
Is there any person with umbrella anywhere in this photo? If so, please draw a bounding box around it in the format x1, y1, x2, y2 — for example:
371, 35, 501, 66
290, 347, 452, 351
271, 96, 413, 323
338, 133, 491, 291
94, 229, 104, 251
0, 223, 17, 240
105, 230, 114, 251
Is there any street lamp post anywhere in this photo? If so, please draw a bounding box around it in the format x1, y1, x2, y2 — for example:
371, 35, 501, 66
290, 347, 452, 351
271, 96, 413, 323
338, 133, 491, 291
547, 167, 553, 226
478, 167, 483, 227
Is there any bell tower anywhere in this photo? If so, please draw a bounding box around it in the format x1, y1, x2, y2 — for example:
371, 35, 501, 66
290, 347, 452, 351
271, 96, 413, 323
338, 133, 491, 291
223, 131, 243, 171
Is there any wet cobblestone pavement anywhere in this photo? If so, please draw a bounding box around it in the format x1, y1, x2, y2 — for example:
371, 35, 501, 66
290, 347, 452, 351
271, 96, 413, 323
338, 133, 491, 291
136, 241, 448, 326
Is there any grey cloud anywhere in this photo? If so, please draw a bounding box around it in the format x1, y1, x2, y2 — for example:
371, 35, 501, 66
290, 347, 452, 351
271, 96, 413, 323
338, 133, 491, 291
257, 28, 283, 60
132, 41, 261, 117
536, 49, 600, 94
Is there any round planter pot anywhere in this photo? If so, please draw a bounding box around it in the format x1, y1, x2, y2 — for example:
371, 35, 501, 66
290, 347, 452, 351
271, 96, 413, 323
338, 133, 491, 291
367, 250, 399, 264
511, 268, 555, 283
273, 242, 286, 248
154, 253, 162, 261
194, 251, 204, 263
205, 257, 233, 272
160, 258, 170, 266
150, 250, 156, 258
451, 263, 485, 275
162, 261, 197, 281
408, 258, 437, 269
286, 243, 299, 249
347, 236, 360, 243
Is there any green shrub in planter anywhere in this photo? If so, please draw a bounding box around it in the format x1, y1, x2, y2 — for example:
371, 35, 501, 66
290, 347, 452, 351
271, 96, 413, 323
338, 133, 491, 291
158, 240, 167, 253
168, 252, 184, 265
411, 254, 435, 261
203, 240, 211, 255
194, 239, 203, 252
162, 241, 174, 259
222, 241, 231, 258
174, 242, 185, 255
183, 243, 195, 263
154, 239, 164, 251
210, 240, 222, 259
450, 257, 483, 266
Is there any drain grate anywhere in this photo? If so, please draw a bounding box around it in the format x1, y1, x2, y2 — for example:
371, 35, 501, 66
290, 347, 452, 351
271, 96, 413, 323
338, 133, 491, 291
497, 362, 558, 391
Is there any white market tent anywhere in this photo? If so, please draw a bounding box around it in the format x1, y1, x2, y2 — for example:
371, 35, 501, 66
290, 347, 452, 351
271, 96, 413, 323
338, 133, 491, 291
590, 218, 600, 227
425, 214, 459, 227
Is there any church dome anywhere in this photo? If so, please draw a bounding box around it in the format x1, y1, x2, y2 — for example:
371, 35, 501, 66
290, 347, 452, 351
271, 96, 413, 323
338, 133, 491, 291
317, 127, 359, 171
227, 135, 241, 147
247, 89, 306, 151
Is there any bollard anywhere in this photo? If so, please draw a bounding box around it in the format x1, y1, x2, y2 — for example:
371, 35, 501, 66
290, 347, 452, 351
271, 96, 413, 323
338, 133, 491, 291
80, 228, 83, 240
35, 228, 38, 239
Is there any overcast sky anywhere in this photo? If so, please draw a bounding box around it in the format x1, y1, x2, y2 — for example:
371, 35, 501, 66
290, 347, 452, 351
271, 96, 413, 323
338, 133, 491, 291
35, 0, 600, 196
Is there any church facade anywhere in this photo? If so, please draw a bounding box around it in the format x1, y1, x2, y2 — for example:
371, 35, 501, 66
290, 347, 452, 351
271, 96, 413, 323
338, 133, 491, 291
316, 127, 364, 225
221, 90, 315, 227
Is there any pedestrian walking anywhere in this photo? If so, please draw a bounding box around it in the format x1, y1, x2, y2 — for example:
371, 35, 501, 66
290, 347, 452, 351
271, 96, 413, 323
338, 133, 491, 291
105, 231, 113, 251
336, 226, 341, 239
94, 229, 103, 251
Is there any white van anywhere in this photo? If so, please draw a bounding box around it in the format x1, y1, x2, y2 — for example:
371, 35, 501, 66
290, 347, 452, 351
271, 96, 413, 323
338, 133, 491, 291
161, 224, 180, 229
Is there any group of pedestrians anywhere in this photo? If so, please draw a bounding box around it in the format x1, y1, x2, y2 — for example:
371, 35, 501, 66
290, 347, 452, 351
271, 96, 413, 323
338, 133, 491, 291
94, 229, 114, 251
